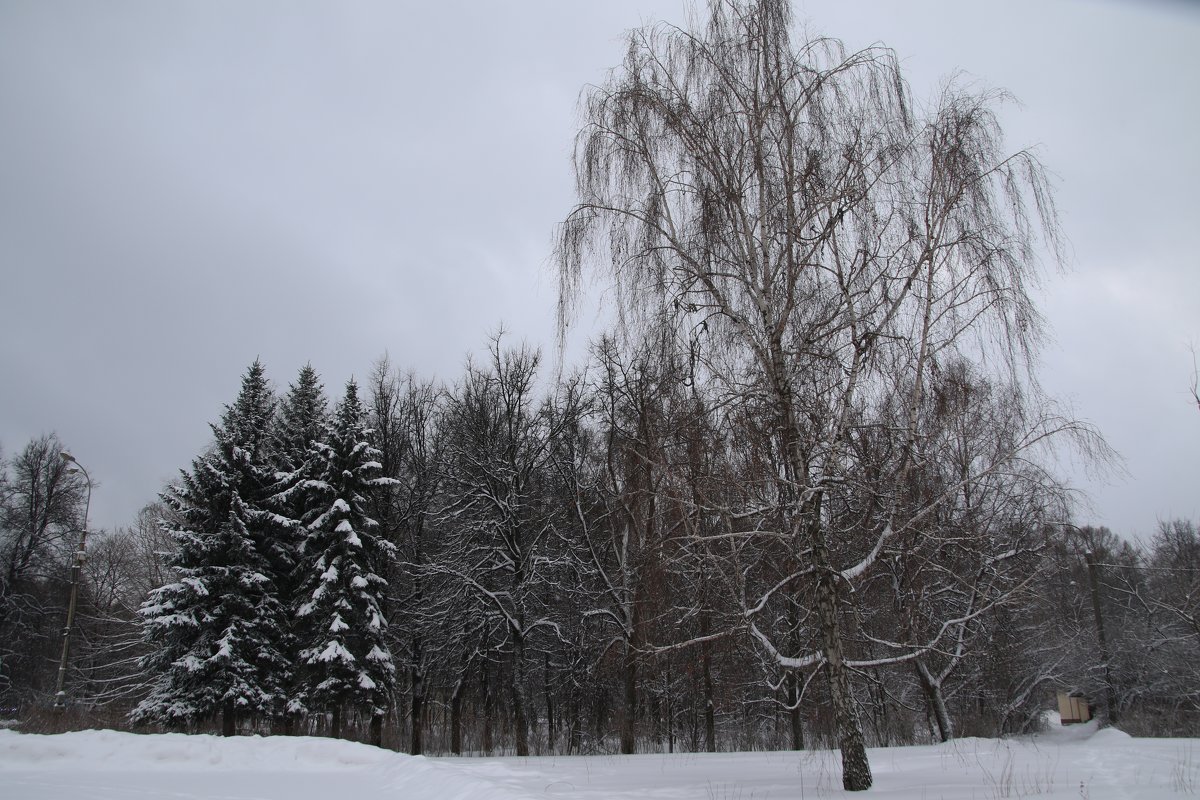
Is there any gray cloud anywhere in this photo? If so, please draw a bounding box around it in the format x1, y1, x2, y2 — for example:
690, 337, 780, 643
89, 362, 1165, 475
1, 0, 1196, 540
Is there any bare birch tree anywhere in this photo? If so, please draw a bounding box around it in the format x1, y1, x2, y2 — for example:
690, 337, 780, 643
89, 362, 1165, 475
557, 0, 1086, 787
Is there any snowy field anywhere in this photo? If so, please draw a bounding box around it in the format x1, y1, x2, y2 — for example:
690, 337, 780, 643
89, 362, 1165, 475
3, 717, 1197, 799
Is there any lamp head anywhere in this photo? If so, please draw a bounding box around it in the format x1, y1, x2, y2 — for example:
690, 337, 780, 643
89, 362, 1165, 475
60, 451, 76, 464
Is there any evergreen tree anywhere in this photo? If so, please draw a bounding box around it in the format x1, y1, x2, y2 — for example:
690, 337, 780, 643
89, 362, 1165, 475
292, 379, 397, 738
275, 364, 329, 478
269, 363, 330, 724
133, 360, 290, 734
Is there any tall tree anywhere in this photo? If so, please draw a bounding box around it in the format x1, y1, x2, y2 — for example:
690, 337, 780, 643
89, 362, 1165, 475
275, 364, 329, 484
291, 380, 397, 740
557, 0, 1084, 787
1103, 519, 1200, 729
269, 363, 330, 727
435, 337, 579, 756
868, 360, 1067, 741
0, 434, 87, 705
367, 359, 445, 755
133, 360, 290, 735
577, 333, 691, 753
1147, 520, 1200, 643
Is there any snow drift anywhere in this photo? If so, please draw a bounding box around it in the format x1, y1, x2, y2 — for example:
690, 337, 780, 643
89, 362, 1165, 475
2, 719, 1196, 800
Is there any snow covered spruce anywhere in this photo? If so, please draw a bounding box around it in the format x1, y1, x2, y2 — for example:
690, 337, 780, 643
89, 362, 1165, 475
285, 380, 397, 741
133, 364, 397, 740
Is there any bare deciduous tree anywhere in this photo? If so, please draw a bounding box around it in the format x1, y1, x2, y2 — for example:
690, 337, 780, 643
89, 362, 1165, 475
368, 357, 448, 754
434, 336, 582, 756
578, 333, 685, 753
0, 434, 88, 704
557, 0, 1091, 787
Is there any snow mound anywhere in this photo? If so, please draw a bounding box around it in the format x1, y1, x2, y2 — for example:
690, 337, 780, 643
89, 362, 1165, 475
1, 729, 388, 770
1033, 709, 1133, 745
1091, 725, 1134, 744
0, 730, 534, 800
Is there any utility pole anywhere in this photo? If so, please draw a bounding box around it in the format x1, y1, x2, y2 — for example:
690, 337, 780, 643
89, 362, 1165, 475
53, 451, 92, 710
1084, 550, 1118, 724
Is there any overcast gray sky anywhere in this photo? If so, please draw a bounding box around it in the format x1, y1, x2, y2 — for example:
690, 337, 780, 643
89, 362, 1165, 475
1, 0, 1196, 540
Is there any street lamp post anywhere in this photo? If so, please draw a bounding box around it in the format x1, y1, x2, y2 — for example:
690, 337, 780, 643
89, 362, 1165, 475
53, 451, 92, 710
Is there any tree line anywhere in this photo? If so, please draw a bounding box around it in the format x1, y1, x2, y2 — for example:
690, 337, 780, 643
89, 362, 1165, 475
3, 343, 1197, 760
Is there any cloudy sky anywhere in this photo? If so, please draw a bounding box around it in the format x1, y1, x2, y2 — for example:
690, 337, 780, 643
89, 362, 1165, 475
1, 0, 1196, 539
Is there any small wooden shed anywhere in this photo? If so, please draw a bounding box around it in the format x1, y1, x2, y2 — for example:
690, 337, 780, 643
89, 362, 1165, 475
1057, 692, 1092, 724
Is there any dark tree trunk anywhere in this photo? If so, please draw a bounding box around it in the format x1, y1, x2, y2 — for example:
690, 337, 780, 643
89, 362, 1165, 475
787, 671, 806, 750
593, 687, 608, 743
568, 696, 582, 754
666, 662, 675, 754
481, 667, 494, 755
511, 631, 530, 756
330, 704, 342, 740
620, 639, 637, 754
450, 675, 464, 755
410, 666, 425, 755
543, 653, 555, 753
702, 624, 716, 753
870, 671, 891, 747
370, 713, 383, 748
221, 701, 235, 737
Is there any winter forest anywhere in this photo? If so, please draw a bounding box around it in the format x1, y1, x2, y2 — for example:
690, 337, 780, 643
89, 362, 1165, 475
2, 1, 1198, 793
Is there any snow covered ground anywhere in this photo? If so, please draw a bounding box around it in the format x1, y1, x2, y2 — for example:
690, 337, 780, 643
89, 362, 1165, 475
3, 716, 1197, 799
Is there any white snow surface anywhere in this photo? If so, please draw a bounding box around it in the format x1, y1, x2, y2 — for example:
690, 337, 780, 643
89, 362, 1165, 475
0, 729, 521, 800
3, 718, 1199, 800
